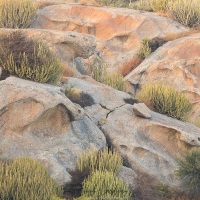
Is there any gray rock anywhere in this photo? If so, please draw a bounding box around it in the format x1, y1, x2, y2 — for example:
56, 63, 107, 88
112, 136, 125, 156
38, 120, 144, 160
63, 77, 200, 188
101, 104, 200, 187
63, 77, 132, 111
118, 166, 138, 191
133, 103, 151, 119
0, 77, 106, 185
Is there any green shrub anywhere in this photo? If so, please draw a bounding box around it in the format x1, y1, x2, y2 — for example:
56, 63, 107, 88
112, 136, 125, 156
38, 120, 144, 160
131, 0, 152, 11
150, 0, 169, 12
137, 39, 152, 59
0, 157, 63, 200
77, 148, 122, 175
136, 83, 192, 120
0, 31, 63, 84
0, 0, 37, 28
103, 71, 126, 91
168, 0, 200, 27
96, 0, 131, 7
92, 59, 126, 91
177, 151, 200, 193
137, 38, 166, 59
82, 170, 132, 200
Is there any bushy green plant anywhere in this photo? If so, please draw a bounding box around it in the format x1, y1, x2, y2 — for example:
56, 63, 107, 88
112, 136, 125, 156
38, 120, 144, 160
136, 83, 192, 120
0, 158, 63, 200
137, 39, 152, 59
103, 71, 126, 91
168, 0, 200, 27
0, 0, 37, 28
82, 170, 132, 200
177, 151, 200, 193
92, 59, 126, 91
77, 148, 122, 175
0, 31, 63, 84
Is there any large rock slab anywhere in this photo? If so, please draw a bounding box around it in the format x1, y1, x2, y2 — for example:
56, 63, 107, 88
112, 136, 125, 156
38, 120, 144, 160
0, 77, 106, 185
62, 77, 200, 188
32, 3, 187, 72
125, 33, 200, 121
63, 77, 132, 124
101, 104, 200, 187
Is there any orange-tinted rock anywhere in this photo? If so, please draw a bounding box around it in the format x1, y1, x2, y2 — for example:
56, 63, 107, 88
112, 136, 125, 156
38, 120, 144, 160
32, 3, 187, 72
125, 33, 200, 121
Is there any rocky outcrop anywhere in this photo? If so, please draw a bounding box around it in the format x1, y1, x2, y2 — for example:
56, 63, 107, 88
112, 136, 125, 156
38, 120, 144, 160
63, 77, 132, 125
32, 3, 187, 72
101, 104, 200, 187
0, 77, 106, 185
0, 29, 96, 76
63, 78, 200, 187
125, 33, 200, 121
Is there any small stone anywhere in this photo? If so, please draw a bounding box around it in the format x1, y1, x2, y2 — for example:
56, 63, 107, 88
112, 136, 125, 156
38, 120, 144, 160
133, 103, 151, 119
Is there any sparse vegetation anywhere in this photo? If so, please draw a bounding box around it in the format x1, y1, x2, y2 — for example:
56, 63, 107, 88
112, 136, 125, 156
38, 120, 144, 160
133, 0, 200, 28
138, 38, 166, 59
129, 0, 152, 11
177, 150, 200, 193
0, 0, 37, 28
136, 83, 192, 120
0, 158, 63, 200
168, 0, 200, 28
65, 148, 130, 199
92, 59, 127, 91
137, 39, 152, 59
150, 0, 169, 12
82, 170, 132, 200
0, 31, 63, 84
77, 148, 122, 174
153, 183, 174, 199
95, 0, 133, 7
65, 87, 95, 107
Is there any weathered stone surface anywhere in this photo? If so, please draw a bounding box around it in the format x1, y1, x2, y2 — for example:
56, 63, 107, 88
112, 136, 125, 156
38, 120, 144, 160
133, 103, 151, 119
118, 166, 138, 191
63, 77, 132, 111
0, 29, 96, 74
125, 33, 200, 121
0, 77, 106, 185
32, 3, 187, 72
63, 77, 200, 187
101, 104, 200, 187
